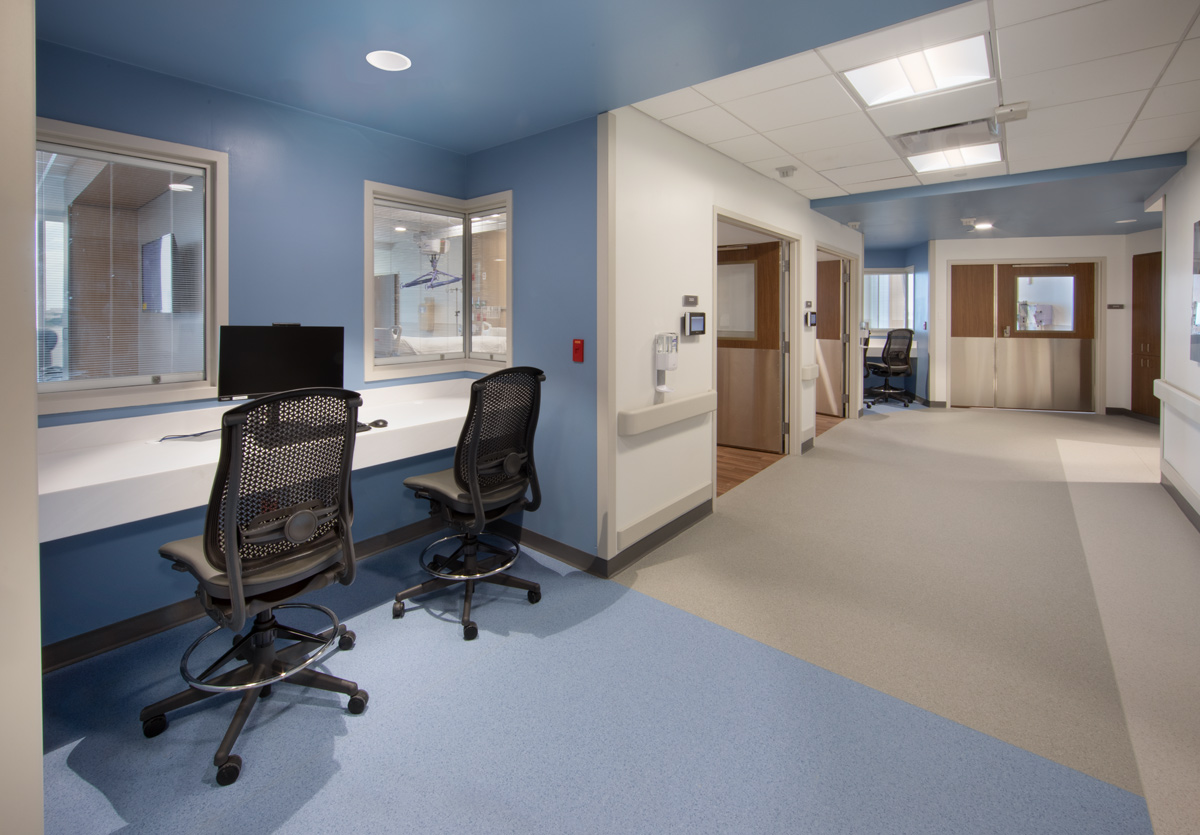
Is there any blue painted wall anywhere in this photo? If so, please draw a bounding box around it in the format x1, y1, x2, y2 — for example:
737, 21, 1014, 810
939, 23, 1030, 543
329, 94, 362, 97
466, 119, 598, 554
36, 45, 599, 643
864, 249, 906, 269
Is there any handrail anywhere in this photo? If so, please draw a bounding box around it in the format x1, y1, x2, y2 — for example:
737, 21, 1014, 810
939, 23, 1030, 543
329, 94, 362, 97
617, 391, 717, 436
1155, 379, 1200, 425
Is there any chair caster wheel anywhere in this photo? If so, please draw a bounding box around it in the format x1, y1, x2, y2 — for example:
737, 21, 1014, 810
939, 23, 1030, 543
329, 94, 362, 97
348, 690, 369, 715
216, 755, 241, 786
527, 589, 541, 604
463, 622, 478, 641
339, 631, 356, 651
142, 714, 168, 738
392, 601, 405, 619
903, 402, 909, 407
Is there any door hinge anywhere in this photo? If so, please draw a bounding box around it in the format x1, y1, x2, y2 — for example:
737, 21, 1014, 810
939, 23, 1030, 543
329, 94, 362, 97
783, 340, 790, 354
841, 333, 850, 343
843, 393, 850, 404
782, 421, 790, 434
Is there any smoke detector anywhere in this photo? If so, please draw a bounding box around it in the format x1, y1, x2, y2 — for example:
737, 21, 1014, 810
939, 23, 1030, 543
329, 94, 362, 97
776, 165, 797, 179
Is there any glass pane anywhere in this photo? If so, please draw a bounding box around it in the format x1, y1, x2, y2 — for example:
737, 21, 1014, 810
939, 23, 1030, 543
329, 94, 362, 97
373, 201, 465, 364
1016, 275, 1074, 332
717, 262, 756, 338
469, 210, 508, 358
864, 272, 910, 329
35, 146, 206, 388
1191, 221, 1200, 361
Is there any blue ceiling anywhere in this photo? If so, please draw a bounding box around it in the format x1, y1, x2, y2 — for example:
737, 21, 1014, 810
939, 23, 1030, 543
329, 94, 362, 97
811, 155, 1186, 251
35, 0, 962, 155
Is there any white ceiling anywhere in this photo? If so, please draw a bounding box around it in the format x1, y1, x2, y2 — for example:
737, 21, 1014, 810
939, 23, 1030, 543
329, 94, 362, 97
633, 0, 1200, 199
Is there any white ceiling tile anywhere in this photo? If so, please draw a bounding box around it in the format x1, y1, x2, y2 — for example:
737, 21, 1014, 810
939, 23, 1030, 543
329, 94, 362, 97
632, 88, 713, 121
1140, 79, 1200, 119
993, 0, 1104, 29
1007, 123, 1125, 158
798, 185, 850, 199
1001, 46, 1173, 109
1002, 91, 1146, 142
800, 138, 899, 171
764, 111, 880, 154
1113, 136, 1198, 158
693, 52, 828, 103
1160, 37, 1200, 85
744, 155, 837, 190
822, 159, 913, 186
817, 1, 991, 71
996, 0, 1196, 78
722, 75, 860, 133
916, 161, 1009, 184
842, 175, 922, 194
1190, 13, 1200, 39
868, 82, 999, 137
661, 106, 754, 145
708, 134, 788, 163
1124, 111, 1200, 143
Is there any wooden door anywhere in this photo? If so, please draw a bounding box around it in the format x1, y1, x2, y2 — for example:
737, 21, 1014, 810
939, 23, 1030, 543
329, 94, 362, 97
950, 264, 995, 407
1131, 252, 1162, 419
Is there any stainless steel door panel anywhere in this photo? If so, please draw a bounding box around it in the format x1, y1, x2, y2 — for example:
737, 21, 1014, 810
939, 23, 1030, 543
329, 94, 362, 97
950, 337, 995, 407
717, 347, 783, 452
995, 339, 1093, 411
815, 339, 843, 417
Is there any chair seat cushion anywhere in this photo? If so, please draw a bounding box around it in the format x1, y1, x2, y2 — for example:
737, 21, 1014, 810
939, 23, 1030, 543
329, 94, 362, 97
404, 467, 528, 515
160, 534, 347, 601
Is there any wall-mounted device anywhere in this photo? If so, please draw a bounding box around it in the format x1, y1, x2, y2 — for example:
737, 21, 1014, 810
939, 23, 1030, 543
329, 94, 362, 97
655, 332, 678, 393
804, 311, 817, 327
681, 311, 706, 336
683, 295, 699, 307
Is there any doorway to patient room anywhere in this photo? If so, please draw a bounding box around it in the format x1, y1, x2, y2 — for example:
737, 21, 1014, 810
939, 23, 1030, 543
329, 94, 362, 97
715, 218, 789, 496
816, 249, 851, 425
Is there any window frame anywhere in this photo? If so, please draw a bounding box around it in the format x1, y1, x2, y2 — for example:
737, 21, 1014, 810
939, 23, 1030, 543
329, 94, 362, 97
35, 118, 229, 415
862, 266, 915, 332
362, 181, 512, 381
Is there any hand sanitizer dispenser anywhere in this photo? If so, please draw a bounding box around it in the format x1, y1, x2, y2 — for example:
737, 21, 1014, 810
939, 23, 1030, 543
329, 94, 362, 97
655, 332, 678, 393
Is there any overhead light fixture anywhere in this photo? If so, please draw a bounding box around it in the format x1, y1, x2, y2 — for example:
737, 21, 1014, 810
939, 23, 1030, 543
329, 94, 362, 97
843, 35, 991, 107
909, 142, 1001, 173
168, 183, 193, 192
1116, 219, 1138, 224
394, 226, 407, 232
972, 222, 993, 230
366, 50, 412, 72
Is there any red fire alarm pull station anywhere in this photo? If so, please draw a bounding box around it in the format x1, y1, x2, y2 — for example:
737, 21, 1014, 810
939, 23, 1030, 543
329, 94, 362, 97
572, 339, 584, 362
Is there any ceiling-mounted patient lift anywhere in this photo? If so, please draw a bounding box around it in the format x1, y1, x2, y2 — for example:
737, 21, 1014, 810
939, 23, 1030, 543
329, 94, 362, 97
400, 232, 462, 288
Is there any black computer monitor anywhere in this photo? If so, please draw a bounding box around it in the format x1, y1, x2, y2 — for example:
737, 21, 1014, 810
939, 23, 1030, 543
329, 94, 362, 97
218, 325, 344, 400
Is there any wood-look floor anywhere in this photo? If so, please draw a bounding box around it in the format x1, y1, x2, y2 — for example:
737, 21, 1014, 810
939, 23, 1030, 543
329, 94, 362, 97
716, 413, 844, 496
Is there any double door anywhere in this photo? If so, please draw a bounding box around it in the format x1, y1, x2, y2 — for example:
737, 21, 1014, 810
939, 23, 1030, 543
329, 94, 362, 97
951, 263, 1095, 411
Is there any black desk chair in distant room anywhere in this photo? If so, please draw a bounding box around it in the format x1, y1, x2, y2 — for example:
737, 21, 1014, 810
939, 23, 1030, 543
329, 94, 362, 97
393, 367, 546, 641
865, 328, 915, 408
140, 388, 369, 787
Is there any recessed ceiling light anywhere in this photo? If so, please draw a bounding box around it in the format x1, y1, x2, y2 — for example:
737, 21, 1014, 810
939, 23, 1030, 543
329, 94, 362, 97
844, 35, 991, 107
1116, 219, 1138, 224
394, 226, 407, 232
909, 142, 1001, 173
972, 222, 993, 230
366, 50, 412, 72
168, 183, 193, 192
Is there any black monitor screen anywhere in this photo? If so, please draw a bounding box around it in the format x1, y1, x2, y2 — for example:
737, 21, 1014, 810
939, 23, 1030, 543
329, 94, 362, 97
218, 325, 344, 400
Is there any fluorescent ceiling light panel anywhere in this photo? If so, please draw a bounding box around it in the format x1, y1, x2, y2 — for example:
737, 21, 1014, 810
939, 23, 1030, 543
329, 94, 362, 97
908, 142, 1001, 173
844, 35, 990, 106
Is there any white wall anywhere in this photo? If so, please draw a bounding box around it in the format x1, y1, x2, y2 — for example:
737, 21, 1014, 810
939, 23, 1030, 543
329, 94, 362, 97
0, 0, 45, 830
1160, 148, 1200, 514
929, 232, 1163, 411
598, 107, 862, 560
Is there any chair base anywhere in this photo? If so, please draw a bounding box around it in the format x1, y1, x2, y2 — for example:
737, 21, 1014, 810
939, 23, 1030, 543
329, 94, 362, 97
139, 606, 367, 786
865, 380, 915, 407
393, 531, 541, 640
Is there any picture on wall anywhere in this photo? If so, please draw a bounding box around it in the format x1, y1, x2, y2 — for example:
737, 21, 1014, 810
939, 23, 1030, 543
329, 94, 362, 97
1193, 220, 1200, 362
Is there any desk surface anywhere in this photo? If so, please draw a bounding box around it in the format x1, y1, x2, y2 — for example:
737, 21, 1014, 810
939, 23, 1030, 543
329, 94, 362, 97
38, 379, 471, 543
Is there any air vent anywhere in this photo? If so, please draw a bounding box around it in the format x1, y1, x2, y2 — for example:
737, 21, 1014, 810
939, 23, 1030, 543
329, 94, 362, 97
890, 118, 998, 156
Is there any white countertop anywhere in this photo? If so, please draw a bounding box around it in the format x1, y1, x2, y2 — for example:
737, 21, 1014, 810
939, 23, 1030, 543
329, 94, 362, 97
37, 379, 471, 543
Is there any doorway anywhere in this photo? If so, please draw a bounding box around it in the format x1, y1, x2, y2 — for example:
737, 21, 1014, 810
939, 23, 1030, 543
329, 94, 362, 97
816, 250, 850, 419
950, 262, 1096, 411
715, 220, 788, 467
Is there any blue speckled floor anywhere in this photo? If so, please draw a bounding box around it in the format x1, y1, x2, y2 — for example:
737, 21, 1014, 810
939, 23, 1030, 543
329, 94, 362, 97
43, 545, 1151, 834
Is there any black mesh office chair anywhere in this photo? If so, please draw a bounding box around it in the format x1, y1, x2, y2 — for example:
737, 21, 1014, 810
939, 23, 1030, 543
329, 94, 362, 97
393, 367, 545, 640
865, 328, 915, 407
140, 388, 368, 786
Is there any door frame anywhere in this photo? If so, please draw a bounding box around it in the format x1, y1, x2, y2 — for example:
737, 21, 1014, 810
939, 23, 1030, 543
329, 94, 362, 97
815, 242, 861, 419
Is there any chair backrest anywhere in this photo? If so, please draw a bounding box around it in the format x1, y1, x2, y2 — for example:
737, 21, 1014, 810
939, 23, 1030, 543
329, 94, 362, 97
203, 388, 361, 585
882, 328, 914, 370
454, 367, 545, 514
